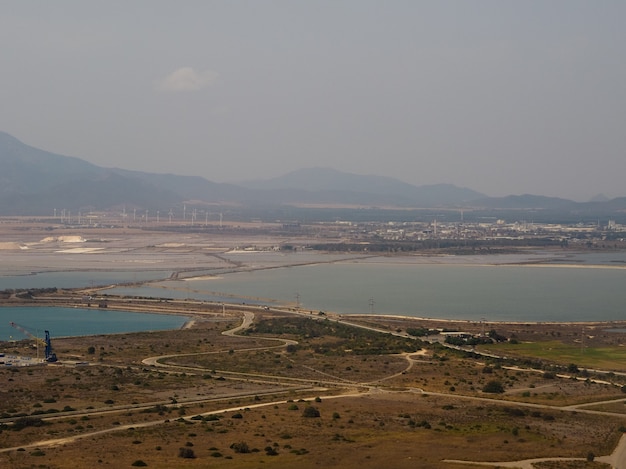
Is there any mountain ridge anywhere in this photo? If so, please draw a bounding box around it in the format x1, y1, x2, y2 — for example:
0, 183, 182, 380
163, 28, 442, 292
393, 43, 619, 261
1, 131, 625, 217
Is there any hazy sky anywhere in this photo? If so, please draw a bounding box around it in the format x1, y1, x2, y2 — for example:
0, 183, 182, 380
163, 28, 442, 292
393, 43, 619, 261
2, 1, 625, 201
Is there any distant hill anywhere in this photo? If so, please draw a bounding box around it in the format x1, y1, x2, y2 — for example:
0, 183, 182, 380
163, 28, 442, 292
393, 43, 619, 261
589, 193, 610, 203
0, 131, 101, 194
0, 132, 244, 214
2, 131, 626, 217
244, 167, 485, 206
470, 194, 577, 210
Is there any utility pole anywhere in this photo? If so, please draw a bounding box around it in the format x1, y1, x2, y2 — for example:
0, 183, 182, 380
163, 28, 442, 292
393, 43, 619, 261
581, 326, 585, 354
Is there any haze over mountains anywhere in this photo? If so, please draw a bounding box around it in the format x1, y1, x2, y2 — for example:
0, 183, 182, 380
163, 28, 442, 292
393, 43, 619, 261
0, 131, 624, 217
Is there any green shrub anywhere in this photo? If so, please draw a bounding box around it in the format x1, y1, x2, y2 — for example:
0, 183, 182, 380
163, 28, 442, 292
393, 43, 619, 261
302, 406, 321, 418
230, 442, 250, 453
178, 448, 195, 458
12, 417, 45, 431
482, 380, 505, 393
265, 446, 279, 456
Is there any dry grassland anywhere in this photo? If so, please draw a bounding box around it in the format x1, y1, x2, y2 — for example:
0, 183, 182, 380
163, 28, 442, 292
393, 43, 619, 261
2, 306, 626, 468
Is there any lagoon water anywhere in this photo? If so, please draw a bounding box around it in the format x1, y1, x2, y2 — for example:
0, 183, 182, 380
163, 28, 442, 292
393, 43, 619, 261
108, 255, 626, 323
4, 251, 626, 324
0, 307, 188, 341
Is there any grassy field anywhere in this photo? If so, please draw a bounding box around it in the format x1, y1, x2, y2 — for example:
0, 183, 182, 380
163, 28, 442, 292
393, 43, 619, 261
480, 340, 626, 372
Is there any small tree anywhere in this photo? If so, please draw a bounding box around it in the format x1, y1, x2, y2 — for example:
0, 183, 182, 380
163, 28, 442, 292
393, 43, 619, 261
482, 380, 505, 394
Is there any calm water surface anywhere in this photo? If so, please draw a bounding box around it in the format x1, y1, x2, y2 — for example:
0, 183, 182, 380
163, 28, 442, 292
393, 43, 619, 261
5, 252, 626, 323
0, 307, 188, 341
109, 258, 626, 322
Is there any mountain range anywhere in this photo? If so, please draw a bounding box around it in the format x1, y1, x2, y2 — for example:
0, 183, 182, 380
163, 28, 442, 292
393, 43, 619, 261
1, 131, 625, 218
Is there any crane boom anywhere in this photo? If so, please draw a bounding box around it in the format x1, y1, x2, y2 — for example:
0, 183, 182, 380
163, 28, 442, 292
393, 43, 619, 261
8, 322, 57, 362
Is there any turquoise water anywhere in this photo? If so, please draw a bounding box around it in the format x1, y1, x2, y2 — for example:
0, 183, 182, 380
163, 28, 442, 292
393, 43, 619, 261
109, 261, 626, 322
0, 307, 188, 341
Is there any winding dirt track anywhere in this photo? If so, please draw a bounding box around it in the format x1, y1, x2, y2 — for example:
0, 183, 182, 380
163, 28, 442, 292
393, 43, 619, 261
445, 434, 626, 468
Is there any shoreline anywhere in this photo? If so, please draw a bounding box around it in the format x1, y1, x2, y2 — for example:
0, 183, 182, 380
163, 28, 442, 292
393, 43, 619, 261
346, 313, 626, 327
6, 297, 626, 328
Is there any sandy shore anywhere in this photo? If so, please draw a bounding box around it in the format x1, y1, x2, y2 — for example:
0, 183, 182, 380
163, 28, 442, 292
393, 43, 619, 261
181, 319, 196, 329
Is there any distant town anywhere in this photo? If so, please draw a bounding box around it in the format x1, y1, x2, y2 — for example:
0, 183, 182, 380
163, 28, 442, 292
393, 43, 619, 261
7, 208, 626, 254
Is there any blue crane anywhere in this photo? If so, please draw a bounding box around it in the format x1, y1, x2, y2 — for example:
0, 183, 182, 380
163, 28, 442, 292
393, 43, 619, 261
8, 322, 58, 362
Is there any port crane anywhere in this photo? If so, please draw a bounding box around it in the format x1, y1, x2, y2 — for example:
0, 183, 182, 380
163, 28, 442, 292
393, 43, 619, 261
8, 322, 58, 362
